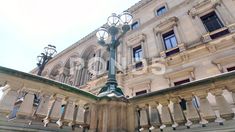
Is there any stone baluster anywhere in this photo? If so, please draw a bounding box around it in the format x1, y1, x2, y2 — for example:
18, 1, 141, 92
149, 102, 161, 131
138, 104, 149, 131
51, 95, 64, 119
210, 88, 233, 125
56, 97, 77, 128
194, 92, 215, 127
230, 89, 235, 119
159, 100, 173, 131
36, 93, 51, 118
182, 95, 199, 128
63, 98, 76, 126
75, 102, 86, 125
0, 82, 20, 116
43, 94, 64, 127
17, 90, 36, 118
170, 97, 185, 130
84, 105, 90, 128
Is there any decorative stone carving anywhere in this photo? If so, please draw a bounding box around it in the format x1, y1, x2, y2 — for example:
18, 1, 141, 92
228, 23, 235, 33
154, 17, 178, 33
188, 0, 221, 18
126, 33, 146, 46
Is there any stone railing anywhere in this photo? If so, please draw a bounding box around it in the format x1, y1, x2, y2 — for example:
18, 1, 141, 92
127, 71, 235, 131
0, 66, 97, 131
0, 66, 235, 131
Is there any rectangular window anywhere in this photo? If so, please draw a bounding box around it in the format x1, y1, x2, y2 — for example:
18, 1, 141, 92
200, 11, 224, 32
156, 6, 167, 16
227, 66, 235, 72
174, 78, 190, 86
131, 21, 139, 30
133, 45, 142, 62
136, 90, 147, 96
162, 30, 178, 50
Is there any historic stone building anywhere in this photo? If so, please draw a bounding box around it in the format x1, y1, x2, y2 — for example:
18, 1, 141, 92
32, 0, 235, 97
1, 0, 235, 131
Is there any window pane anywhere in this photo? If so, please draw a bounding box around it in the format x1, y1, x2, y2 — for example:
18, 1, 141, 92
157, 6, 167, 16
201, 11, 224, 32
170, 36, 177, 48
133, 45, 142, 62
165, 39, 172, 50
131, 21, 139, 30
163, 30, 177, 50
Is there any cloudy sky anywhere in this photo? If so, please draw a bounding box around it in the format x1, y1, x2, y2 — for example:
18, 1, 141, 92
0, 0, 140, 72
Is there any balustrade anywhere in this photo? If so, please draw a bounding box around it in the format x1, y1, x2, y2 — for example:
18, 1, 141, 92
1, 66, 235, 131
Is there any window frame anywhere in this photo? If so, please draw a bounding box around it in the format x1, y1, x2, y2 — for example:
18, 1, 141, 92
162, 30, 178, 50
200, 11, 225, 32
131, 21, 140, 30
156, 6, 167, 16
135, 90, 147, 96
133, 45, 142, 62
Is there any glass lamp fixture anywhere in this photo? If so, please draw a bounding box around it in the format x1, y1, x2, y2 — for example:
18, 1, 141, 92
107, 13, 120, 27
96, 28, 109, 41
44, 45, 57, 56
37, 55, 43, 65
119, 11, 133, 25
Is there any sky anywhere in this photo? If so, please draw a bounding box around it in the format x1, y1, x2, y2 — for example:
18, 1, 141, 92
0, 0, 140, 73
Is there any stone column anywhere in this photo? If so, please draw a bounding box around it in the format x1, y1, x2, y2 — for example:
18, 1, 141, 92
126, 104, 136, 132
211, 89, 233, 124
170, 97, 185, 129
97, 98, 128, 132
17, 90, 35, 117
0, 83, 19, 115
195, 92, 215, 126
89, 104, 98, 132
159, 100, 172, 130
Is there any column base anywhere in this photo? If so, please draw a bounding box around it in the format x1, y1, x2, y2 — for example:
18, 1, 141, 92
98, 85, 124, 97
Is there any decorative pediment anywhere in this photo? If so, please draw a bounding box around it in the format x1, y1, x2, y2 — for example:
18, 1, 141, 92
154, 16, 178, 33
127, 79, 151, 89
126, 33, 146, 46
164, 67, 195, 80
212, 54, 235, 65
188, 0, 221, 17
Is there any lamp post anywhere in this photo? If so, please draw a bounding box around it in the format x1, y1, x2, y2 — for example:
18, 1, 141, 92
96, 12, 133, 97
37, 44, 57, 76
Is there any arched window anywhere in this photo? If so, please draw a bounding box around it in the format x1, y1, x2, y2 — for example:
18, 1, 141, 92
156, 6, 167, 16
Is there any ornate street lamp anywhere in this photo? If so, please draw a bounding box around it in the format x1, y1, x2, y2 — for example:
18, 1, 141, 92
37, 44, 57, 76
96, 11, 133, 97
